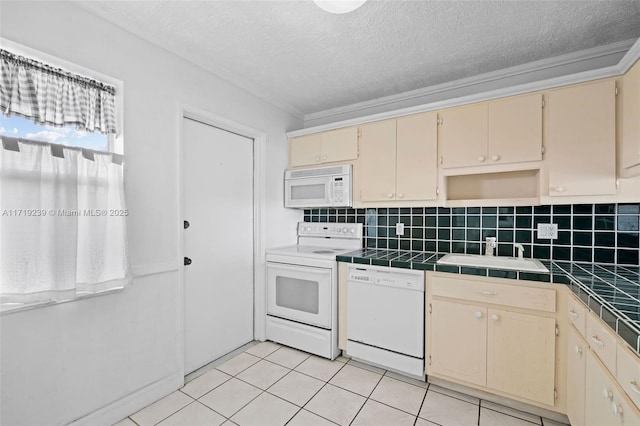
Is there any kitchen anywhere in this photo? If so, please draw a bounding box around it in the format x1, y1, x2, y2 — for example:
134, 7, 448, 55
0, 1, 639, 426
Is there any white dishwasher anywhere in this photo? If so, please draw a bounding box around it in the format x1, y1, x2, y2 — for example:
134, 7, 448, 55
347, 264, 425, 379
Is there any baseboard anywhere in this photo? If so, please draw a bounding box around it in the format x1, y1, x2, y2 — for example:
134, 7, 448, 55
70, 372, 183, 426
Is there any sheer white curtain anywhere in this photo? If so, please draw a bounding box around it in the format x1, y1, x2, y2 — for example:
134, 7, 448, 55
0, 139, 130, 308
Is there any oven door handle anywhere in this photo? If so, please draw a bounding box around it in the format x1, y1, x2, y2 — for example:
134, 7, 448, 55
268, 262, 332, 277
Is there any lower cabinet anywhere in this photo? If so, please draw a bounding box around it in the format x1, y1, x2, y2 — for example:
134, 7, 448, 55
428, 287, 556, 406
430, 300, 487, 387
566, 324, 587, 426
486, 309, 556, 406
585, 350, 640, 426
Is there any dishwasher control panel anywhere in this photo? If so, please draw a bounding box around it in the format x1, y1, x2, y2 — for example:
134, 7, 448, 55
348, 265, 424, 291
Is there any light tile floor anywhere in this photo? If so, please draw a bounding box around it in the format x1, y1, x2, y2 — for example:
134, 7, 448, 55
115, 341, 570, 426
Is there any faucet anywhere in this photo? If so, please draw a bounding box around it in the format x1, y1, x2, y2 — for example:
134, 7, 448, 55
513, 243, 525, 259
485, 237, 497, 256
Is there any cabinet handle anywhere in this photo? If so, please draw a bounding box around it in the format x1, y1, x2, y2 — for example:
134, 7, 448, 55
551, 186, 566, 193
387, 193, 394, 199
477, 156, 486, 162
574, 345, 583, 355
315, 156, 321, 162
569, 310, 579, 318
397, 193, 404, 199
478, 290, 497, 296
491, 155, 501, 161
591, 335, 605, 347
475, 311, 483, 319
611, 401, 623, 416
603, 387, 613, 400
323, 155, 327, 161
630, 380, 640, 394
491, 314, 500, 321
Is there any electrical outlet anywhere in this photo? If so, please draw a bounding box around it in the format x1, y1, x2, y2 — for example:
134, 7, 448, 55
537, 223, 558, 239
396, 222, 405, 236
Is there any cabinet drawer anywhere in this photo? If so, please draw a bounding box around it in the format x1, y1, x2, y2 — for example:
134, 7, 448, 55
567, 294, 587, 338
617, 343, 640, 411
431, 276, 556, 312
586, 312, 617, 375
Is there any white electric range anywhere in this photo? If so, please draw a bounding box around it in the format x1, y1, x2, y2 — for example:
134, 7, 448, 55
265, 222, 363, 359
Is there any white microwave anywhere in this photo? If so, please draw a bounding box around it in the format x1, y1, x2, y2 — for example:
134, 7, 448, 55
285, 165, 352, 208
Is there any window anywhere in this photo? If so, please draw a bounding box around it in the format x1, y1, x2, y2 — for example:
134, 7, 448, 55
0, 112, 109, 151
0, 41, 130, 312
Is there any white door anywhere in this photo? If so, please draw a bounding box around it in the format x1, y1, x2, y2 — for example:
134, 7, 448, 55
183, 117, 254, 374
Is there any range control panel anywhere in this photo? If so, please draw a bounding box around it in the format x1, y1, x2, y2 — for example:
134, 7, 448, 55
298, 222, 363, 239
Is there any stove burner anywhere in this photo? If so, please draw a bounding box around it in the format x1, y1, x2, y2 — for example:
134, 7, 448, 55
313, 250, 335, 254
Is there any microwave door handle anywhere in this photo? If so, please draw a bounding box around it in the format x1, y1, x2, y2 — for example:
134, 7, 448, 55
328, 179, 333, 203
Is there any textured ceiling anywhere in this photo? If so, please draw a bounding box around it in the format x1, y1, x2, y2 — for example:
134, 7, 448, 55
77, 0, 640, 117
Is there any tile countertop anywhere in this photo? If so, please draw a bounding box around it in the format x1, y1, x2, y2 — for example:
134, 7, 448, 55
336, 249, 640, 356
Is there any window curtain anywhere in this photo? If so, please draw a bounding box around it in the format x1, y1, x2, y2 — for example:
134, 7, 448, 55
0, 49, 117, 134
0, 139, 130, 306
0, 49, 129, 309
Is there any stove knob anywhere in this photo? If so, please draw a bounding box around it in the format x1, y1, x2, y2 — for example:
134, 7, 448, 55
350, 228, 356, 234
336, 228, 342, 233
305, 226, 312, 232
343, 227, 348, 233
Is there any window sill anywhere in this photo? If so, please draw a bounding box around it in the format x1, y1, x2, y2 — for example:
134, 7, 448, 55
0, 286, 125, 315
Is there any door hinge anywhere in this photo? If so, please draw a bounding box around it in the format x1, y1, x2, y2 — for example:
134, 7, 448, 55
436, 187, 440, 196
429, 303, 432, 314
437, 117, 443, 125
555, 325, 559, 336
440, 156, 443, 165
428, 355, 432, 366
554, 388, 558, 400
615, 87, 619, 96
542, 98, 545, 108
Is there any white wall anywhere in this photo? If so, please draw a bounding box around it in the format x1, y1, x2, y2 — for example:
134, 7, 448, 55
0, 1, 302, 425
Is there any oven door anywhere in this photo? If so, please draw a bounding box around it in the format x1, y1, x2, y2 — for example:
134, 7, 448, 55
285, 176, 332, 208
266, 262, 332, 329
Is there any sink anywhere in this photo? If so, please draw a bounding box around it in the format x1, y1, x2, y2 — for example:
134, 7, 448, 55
437, 253, 549, 273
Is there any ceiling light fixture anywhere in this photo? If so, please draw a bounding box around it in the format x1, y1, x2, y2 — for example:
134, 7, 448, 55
313, 0, 367, 14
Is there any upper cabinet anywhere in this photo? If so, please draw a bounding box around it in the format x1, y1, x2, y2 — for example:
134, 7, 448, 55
358, 112, 438, 203
620, 60, 640, 171
439, 94, 542, 169
546, 80, 617, 197
288, 126, 358, 168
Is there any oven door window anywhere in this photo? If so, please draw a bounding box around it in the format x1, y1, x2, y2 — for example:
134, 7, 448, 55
267, 263, 332, 329
275, 276, 319, 314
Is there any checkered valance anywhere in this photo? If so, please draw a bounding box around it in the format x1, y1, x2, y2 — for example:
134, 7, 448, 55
0, 49, 117, 134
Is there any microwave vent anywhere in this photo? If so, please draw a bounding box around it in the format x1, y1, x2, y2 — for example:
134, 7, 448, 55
288, 166, 346, 178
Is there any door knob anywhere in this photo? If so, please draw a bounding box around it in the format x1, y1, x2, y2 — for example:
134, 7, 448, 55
491, 155, 501, 161
184, 220, 190, 229
184, 257, 192, 266
478, 156, 486, 162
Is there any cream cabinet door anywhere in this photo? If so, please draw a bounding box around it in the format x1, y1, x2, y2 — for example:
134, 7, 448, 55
439, 103, 488, 168
620, 60, 640, 170
486, 309, 556, 406
567, 325, 587, 426
359, 119, 397, 202
321, 127, 359, 164
586, 350, 640, 426
429, 300, 487, 387
396, 112, 438, 201
488, 94, 542, 165
546, 80, 617, 196
289, 133, 323, 167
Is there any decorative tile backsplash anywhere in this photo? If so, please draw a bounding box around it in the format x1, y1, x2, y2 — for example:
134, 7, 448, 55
303, 203, 640, 266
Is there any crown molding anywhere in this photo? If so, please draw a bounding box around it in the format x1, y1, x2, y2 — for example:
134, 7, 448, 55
288, 63, 624, 138
290, 38, 638, 137
617, 37, 640, 73
302, 38, 636, 126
